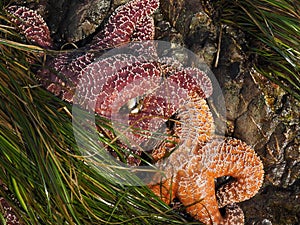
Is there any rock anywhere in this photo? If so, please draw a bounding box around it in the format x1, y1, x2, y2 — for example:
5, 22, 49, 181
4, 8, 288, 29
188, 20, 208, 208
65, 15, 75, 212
46, 0, 110, 44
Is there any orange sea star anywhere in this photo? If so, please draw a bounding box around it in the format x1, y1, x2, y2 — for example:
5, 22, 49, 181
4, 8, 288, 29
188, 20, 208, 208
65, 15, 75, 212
149, 93, 264, 225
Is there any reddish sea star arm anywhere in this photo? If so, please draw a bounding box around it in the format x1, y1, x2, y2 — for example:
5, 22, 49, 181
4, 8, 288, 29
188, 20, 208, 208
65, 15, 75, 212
6, 6, 53, 48
0, 197, 20, 225
7, 0, 158, 103
91, 0, 159, 49
132, 16, 155, 41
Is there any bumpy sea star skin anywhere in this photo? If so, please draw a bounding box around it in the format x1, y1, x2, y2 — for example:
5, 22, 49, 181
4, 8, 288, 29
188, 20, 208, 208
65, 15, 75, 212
6, 1, 265, 224
149, 97, 264, 224
46, 0, 158, 101
178, 138, 263, 225
83, 57, 212, 146
6, 0, 159, 102
0, 197, 20, 225
6, 6, 53, 48
0, 182, 20, 225
90, 0, 159, 49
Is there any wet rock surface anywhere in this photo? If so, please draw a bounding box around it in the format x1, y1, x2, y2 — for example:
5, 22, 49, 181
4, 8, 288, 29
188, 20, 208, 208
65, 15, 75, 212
241, 181, 300, 225
46, 0, 110, 44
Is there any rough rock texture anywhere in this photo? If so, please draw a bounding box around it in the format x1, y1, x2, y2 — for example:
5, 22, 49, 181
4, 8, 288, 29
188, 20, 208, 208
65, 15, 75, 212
47, 0, 111, 43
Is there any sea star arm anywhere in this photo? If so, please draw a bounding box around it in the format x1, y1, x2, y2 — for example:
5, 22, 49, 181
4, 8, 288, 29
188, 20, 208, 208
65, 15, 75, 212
7, 0, 159, 103
132, 16, 155, 41
177, 173, 244, 225
176, 138, 264, 225
212, 139, 264, 208
130, 16, 157, 59
128, 64, 214, 146
177, 170, 221, 224
149, 96, 215, 203
6, 6, 52, 48
0, 197, 20, 225
90, 0, 159, 49
149, 176, 179, 205
222, 204, 244, 225
38, 52, 95, 102
41, 0, 158, 101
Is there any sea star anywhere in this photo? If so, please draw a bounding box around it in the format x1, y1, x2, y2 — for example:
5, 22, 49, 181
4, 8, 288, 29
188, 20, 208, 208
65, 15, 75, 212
0, 197, 20, 225
0, 181, 20, 225
5, 1, 264, 224
7, 0, 160, 165
146, 76, 264, 224
7, 0, 159, 102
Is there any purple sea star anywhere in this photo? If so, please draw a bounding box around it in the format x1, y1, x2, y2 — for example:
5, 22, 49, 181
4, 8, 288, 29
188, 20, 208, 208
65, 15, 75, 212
0, 197, 20, 225
7, 0, 159, 102
5, 1, 264, 224
6, 0, 160, 165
